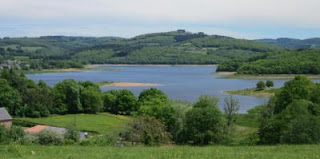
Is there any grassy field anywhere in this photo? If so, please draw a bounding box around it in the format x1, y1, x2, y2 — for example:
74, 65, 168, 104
1, 144, 320, 159
223, 88, 279, 97
16, 113, 132, 134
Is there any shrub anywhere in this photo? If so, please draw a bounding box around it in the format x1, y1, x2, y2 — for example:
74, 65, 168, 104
7, 126, 25, 143
37, 130, 64, 145
0, 126, 7, 143
266, 80, 274, 87
64, 127, 80, 143
281, 116, 320, 144
80, 134, 117, 146
0, 126, 25, 144
239, 132, 259, 146
120, 116, 171, 146
256, 81, 266, 90
182, 107, 223, 145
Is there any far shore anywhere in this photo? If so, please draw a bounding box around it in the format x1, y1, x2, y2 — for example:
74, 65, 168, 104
223, 88, 278, 97
24, 67, 120, 74
101, 82, 161, 87
85, 64, 218, 68
217, 72, 320, 79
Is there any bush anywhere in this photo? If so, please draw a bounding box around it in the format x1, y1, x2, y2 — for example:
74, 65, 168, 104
0, 126, 25, 144
182, 107, 223, 145
7, 126, 25, 143
64, 127, 80, 143
120, 116, 171, 146
239, 132, 259, 146
0, 126, 7, 143
266, 80, 274, 87
80, 134, 117, 146
256, 81, 266, 90
281, 116, 320, 144
37, 130, 64, 145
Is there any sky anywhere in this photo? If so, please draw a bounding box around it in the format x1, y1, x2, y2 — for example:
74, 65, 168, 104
0, 0, 320, 39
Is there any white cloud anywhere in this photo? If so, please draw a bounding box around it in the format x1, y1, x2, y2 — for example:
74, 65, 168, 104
1, 0, 320, 28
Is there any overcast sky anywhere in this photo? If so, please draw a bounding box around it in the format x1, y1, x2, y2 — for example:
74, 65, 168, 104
1, 0, 319, 39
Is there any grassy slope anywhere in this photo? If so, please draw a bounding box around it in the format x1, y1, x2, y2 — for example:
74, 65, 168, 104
1, 145, 320, 159
224, 88, 278, 97
16, 113, 132, 134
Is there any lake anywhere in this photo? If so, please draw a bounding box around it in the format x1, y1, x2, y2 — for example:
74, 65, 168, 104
26, 65, 289, 113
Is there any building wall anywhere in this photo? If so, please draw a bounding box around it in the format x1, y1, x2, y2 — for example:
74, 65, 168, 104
0, 121, 12, 128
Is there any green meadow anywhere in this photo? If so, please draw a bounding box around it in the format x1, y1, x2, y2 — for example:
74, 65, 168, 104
1, 144, 320, 159
16, 113, 132, 134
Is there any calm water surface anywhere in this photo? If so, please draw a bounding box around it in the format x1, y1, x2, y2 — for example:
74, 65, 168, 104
26, 65, 289, 113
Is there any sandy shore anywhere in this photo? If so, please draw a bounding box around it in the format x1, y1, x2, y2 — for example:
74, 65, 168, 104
101, 82, 161, 87
215, 72, 236, 75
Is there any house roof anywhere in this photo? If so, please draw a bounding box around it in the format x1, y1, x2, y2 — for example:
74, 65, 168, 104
25, 125, 49, 134
24, 125, 67, 135
0, 108, 12, 121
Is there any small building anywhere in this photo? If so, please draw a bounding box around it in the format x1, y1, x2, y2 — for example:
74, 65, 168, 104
0, 108, 12, 128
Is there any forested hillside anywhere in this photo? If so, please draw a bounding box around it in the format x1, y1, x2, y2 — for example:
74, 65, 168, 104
257, 38, 320, 49
0, 30, 282, 69
2, 30, 320, 75
217, 49, 320, 74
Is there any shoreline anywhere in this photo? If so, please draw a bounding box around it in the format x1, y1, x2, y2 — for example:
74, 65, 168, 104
24, 68, 120, 74
100, 82, 161, 87
223, 88, 278, 97
217, 72, 320, 79
86, 64, 218, 68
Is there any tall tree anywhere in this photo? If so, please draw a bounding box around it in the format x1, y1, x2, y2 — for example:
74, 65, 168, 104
223, 95, 240, 127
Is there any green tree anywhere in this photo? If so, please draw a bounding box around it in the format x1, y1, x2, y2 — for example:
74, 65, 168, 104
223, 95, 240, 127
266, 80, 274, 87
120, 116, 171, 145
0, 79, 22, 116
183, 107, 223, 145
181, 95, 223, 145
103, 89, 137, 115
115, 90, 137, 115
23, 80, 54, 117
80, 86, 103, 114
103, 90, 118, 113
259, 76, 320, 144
54, 79, 82, 114
138, 88, 168, 104
138, 88, 176, 133
256, 81, 266, 90
193, 95, 219, 109
275, 76, 313, 113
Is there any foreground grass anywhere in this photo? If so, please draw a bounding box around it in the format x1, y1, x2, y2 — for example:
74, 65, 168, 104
1, 144, 320, 159
224, 88, 279, 97
16, 113, 132, 134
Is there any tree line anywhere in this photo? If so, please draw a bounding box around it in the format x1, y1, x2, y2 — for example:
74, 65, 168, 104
1, 70, 319, 146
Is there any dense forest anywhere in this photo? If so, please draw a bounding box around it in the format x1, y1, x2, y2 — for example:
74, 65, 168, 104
217, 49, 320, 74
1, 30, 320, 75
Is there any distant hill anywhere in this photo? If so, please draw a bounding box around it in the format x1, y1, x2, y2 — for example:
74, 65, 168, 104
256, 38, 320, 49
0, 30, 282, 68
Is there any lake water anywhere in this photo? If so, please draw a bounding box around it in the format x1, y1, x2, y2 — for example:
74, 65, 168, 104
26, 65, 289, 113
